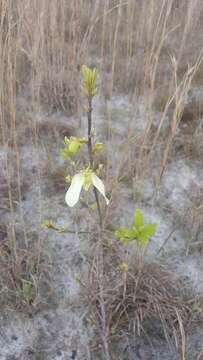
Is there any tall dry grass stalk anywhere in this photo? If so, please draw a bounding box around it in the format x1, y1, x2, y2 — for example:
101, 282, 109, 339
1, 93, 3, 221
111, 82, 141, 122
0, 0, 22, 258
1, 1, 203, 99
1, 1, 202, 113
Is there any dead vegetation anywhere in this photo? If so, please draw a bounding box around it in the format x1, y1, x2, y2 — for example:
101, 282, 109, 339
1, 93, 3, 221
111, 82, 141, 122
87, 243, 201, 359
0, 227, 51, 312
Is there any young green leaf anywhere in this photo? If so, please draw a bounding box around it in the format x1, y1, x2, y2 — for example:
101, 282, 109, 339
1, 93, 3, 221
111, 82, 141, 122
115, 227, 135, 245
114, 227, 128, 239
60, 147, 71, 160
137, 223, 157, 243
41, 219, 55, 229
58, 226, 66, 233
61, 136, 87, 161
115, 227, 128, 244
81, 65, 98, 98
115, 208, 158, 251
68, 140, 81, 153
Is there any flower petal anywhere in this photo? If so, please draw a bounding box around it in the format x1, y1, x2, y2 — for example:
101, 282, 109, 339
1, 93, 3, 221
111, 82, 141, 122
65, 174, 84, 207
91, 174, 109, 205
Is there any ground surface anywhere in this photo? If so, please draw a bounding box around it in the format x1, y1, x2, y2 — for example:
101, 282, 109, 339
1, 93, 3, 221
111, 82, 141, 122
0, 89, 203, 359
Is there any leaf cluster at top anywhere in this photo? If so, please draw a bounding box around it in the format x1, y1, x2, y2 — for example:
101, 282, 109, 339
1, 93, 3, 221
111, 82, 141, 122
82, 64, 98, 98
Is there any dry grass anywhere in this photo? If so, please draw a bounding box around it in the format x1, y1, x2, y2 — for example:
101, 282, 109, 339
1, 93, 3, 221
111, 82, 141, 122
1, 1, 203, 111
0, 0, 203, 358
87, 244, 200, 359
0, 0, 203, 191
0, 227, 51, 312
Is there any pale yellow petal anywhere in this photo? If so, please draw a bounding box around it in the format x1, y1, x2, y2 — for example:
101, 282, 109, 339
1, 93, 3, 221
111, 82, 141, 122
91, 174, 109, 205
65, 174, 84, 207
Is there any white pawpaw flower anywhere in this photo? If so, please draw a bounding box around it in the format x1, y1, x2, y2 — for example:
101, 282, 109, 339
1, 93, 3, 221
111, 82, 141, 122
65, 168, 109, 207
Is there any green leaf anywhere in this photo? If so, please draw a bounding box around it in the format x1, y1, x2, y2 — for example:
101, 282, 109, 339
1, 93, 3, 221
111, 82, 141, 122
114, 227, 128, 239
125, 228, 136, 239
68, 140, 81, 154
134, 209, 144, 229
81, 65, 91, 83
137, 223, 157, 243
60, 136, 87, 160
64, 136, 70, 145
60, 147, 71, 160
81, 65, 98, 98
115, 209, 157, 251
58, 226, 66, 233
41, 219, 54, 229
115, 227, 135, 245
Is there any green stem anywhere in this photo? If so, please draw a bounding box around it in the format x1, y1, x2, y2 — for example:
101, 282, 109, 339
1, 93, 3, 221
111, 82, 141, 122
87, 97, 103, 227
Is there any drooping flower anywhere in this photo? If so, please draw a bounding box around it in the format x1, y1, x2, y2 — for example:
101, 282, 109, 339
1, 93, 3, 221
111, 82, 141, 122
65, 168, 109, 207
